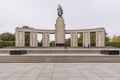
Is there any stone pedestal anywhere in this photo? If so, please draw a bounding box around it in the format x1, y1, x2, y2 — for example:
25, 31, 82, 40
55, 17, 65, 46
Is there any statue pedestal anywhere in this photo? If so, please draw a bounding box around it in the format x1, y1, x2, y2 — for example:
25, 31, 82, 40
55, 17, 65, 46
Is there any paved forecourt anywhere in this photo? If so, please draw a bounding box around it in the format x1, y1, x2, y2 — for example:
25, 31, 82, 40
0, 63, 120, 80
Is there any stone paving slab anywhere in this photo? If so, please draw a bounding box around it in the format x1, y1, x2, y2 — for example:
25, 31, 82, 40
0, 63, 119, 80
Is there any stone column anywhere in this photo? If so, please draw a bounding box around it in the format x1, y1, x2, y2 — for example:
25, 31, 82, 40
43, 32, 50, 47
15, 31, 25, 47
19, 31, 25, 47
15, 30, 19, 47
71, 32, 78, 47
96, 30, 105, 47
101, 31, 105, 47
30, 32, 38, 47
83, 31, 90, 47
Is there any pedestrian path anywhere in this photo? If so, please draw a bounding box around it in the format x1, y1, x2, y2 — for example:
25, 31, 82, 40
0, 63, 120, 80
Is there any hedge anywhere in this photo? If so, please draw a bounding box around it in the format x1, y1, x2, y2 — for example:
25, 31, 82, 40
0, 41, 15, 48
78, 42, 120, 48
38, 42, 42, 47
1, 41, 120, 48
50, 42, 55, 46
25, 42, 29, 46
105, 42, 120, 48
78, 43, 82, 46
78, 43, 96, 47
90, 43, 96, 46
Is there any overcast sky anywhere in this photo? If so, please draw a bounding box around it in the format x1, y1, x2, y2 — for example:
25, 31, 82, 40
0, 0, 120, 38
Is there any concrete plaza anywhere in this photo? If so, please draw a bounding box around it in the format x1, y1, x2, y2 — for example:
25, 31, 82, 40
0, 63, 120, 80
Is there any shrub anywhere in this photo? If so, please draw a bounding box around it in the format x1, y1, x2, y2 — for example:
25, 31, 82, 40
25, 42, 29, 46
78, 43, 82, 46
38, 42, 42, 47
90, 43, 96, 46
105, 42, 120, 48
0, 41, 15, 48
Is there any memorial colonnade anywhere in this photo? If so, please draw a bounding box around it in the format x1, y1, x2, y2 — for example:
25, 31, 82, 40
15, 27, 105, 47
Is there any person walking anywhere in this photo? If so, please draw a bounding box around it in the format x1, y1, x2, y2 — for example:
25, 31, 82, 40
64, 41, 67, 49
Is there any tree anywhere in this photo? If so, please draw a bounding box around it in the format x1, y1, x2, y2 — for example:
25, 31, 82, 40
25, 32, 30, 46
112, 35, 120, 42
90, 32, 96, 46
78, 34, 83, 43
105, 36, 110, 42
0, 32, 15, 41
50, 41, 55, 46
23, 26, 30, 28
78, 34, 83, 46
65, 38, 71, 46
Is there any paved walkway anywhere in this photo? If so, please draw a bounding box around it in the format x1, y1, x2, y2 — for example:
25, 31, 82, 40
0, 54, 107, 56
0, 63, 120, 80
0, 47, 120, 50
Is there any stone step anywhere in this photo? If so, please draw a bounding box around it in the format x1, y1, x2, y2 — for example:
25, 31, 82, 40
0, 48, 119, 54
0, 48, 102, 54
0, 54, 120, 63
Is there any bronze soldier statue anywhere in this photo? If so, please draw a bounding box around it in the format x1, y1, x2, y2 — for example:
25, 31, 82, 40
57, 4, 63, 17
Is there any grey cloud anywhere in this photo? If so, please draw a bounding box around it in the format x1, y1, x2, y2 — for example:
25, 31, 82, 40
0, 0, 120, 38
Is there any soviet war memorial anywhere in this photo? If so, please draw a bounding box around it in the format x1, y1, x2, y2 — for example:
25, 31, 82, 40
1, 1, 120, 80
16, 5, 105, 48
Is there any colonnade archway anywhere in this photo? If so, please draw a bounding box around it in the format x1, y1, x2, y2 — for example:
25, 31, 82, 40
37, 33, 42, 47
49, 34, 55, 47
77, 33, 83, 47
15, 27, 105, 48
65, 34, 71, 47
90, 32, 96, 47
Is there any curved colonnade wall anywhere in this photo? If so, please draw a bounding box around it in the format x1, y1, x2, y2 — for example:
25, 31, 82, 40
15, 27, 105, 47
